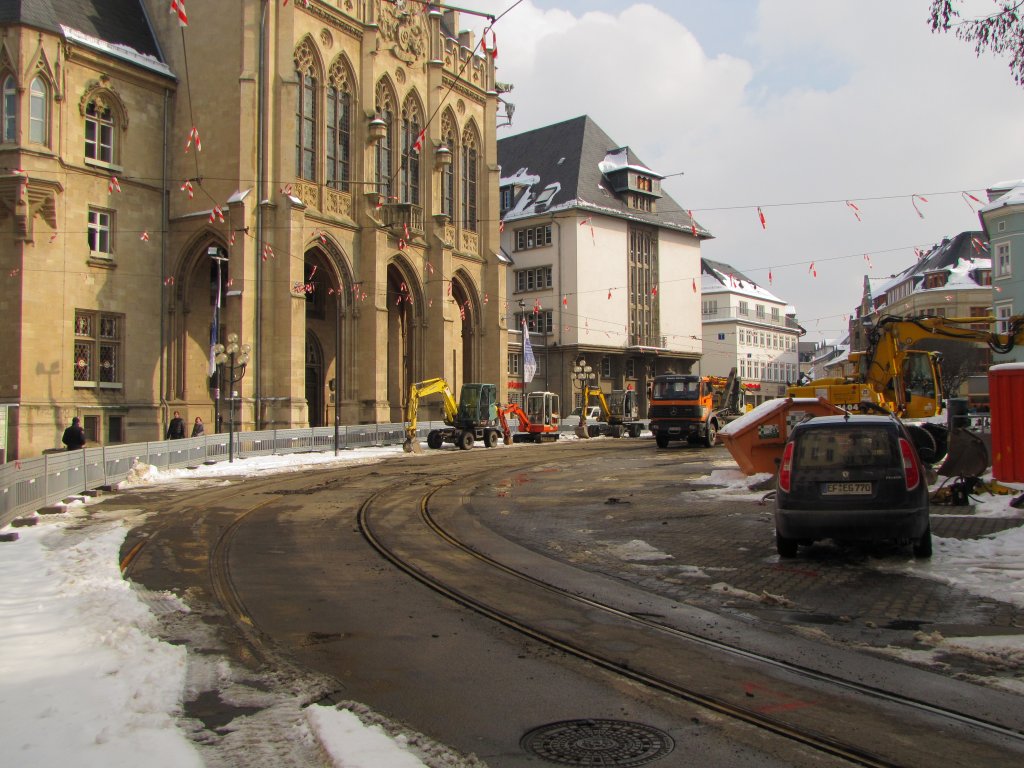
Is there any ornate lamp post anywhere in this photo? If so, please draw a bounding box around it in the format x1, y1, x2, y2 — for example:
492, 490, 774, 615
213, 333, 250, 462
571, 358, 595, 438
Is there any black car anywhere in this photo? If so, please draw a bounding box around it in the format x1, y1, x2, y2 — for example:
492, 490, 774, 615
774, 414, 931, 559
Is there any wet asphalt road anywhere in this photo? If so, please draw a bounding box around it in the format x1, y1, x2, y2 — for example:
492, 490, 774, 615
118, 437, 1024, 767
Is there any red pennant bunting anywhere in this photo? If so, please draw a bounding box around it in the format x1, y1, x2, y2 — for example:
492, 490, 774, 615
845, 200, 861, 221
757, 207, 766, 229
170, 0, 188, 27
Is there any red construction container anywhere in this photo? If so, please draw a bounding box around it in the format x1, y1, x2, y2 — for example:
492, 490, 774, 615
718, 397, 847, 476
989, 364, 1024, 482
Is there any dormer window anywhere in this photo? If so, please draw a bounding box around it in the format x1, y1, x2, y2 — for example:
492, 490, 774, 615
500, 185, 514, 213
923, 271, 948, 289
533, 185, 556, 208
628, 194, 652, 212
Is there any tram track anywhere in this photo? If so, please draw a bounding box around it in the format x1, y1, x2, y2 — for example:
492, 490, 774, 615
356, 460, 1024, 768
121, 444, 1024, 766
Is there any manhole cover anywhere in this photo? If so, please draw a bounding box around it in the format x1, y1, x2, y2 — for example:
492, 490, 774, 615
521, 719, 674, 766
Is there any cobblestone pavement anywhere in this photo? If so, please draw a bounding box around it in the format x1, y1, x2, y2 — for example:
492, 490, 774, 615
467, 440, 1024, 685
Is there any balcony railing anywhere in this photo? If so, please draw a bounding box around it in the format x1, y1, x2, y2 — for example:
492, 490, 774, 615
381, 202, 424, 236
702, 307, 801, 330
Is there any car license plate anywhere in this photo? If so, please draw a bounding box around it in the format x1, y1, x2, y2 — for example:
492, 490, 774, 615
823, 482, 872, 495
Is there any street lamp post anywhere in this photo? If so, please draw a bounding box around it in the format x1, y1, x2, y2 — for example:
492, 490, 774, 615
571, 358, 595, 438
517, 299, 526, 406
213, 332, 251, 463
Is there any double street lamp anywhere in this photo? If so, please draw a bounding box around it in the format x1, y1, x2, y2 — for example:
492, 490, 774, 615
213, 332, 251, 462
571, 358, 596, 436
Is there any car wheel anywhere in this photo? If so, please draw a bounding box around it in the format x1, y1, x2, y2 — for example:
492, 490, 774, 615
656, 434, 669, 449
484, 429, 499, 448
913, 525, 933, 558
704, 421, 717, 448
457, 431, 474, 450
426, 430, 443, 450
776, 530, 798, 558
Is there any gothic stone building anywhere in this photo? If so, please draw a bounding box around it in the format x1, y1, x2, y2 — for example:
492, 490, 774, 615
0, 0, 506, 459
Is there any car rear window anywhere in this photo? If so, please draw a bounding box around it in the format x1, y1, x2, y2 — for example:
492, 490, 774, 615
794, 426, 896, 470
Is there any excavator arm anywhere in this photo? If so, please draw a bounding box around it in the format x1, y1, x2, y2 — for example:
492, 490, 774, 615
403, 378, 460, 452
862, 315, 1024, 417
497, 402, 532, 444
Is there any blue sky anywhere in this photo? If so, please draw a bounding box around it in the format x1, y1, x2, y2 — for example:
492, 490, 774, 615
467, 0, 1024, 341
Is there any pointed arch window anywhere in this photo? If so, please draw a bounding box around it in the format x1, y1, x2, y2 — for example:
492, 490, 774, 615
400, 97, 422, 205
85, 100, 114, 163
29, 76, 48, 145
2, 76, 15, 142
326, 60, 352, 192
375, 82, 395, 200
461, 127, 478, 232
440, 112, 456, 219
294, 42, 319, 181
296, 72, 317, 180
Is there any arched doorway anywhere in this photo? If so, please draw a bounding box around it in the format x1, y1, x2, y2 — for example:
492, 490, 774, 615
305, 331, 324, 427
386, 262, 418, 420
450, 273, 477, 391
303, 243, 353, 427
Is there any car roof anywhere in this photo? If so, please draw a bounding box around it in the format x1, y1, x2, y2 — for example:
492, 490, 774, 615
795, 414, 899, 429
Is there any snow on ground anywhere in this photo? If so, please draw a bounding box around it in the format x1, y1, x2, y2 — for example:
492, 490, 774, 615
3, 442, 1024, 765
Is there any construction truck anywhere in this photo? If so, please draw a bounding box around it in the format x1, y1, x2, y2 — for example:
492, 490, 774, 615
497, 391, 561, 443
576, 386, 645, 439
648, 368, 744, 448
786, 314, 1024, 467
402, 379, 503, 453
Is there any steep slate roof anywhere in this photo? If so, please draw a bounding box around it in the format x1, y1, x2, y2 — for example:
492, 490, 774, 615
871, 230, 989, 298
497, 115, 708, 238
1, 0, 162, 60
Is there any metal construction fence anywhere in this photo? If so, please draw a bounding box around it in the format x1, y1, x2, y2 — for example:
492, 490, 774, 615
0, 421, 450, 530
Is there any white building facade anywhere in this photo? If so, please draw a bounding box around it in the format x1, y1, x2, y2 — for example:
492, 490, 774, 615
700, 259, 803, 405
498, 117, 706, 411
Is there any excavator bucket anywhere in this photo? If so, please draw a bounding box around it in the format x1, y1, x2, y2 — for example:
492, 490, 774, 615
575, 425, 590, 439
936, 427, 989, 478
403, 430, 423, 454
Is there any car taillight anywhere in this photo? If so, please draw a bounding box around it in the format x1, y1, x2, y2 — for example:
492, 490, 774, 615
899, 437, 920, 490
778, 442, 795, 492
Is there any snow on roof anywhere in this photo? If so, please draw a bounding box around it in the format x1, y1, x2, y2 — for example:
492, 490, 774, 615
61, 25, 174, 78
981, 182, 1024, 213
597, 147, 661, 178
499, 167, 541, 187
701, 267, 787, 305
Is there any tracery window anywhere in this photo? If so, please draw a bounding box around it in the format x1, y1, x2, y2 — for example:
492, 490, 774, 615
440, 111, 456, 218
294, 43, 319, 181
461, 126, 478, 232
326, 59, 352, 191
375, 81, 396, 200
84, 100, 114, 163
400, 96, 422, 205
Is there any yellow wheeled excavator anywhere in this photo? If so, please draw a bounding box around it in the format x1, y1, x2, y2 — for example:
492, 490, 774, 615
402, 379, 503, 453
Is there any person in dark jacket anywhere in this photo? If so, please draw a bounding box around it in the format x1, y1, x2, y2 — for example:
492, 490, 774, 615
166, 411, 186, 440
191, 416, 205, 437
62, 417, 86, 450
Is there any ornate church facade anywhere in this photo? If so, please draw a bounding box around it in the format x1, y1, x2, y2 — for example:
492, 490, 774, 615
0, 1, 507, 458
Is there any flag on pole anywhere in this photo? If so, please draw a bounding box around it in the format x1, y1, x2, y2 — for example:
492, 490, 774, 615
522, 317, 536, 384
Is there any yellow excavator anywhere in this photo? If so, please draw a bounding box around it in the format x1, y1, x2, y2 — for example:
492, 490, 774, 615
402, 379, 503, 453
576, 385, 645, 439
788, 313, 1024, 468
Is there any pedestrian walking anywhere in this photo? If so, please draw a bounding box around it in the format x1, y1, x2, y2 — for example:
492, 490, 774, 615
191, 416, 205, 437
166, 411, 186, 440
61, 417, 86, 450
